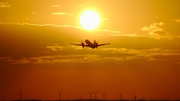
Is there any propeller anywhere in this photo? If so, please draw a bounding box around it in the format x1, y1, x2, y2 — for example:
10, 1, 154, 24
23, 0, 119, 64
94, 40, 98, 48
80, 40, 85, 48
80, 40, 83, 43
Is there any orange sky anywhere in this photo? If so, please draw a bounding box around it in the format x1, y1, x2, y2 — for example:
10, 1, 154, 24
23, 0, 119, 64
0, 0, 180, 100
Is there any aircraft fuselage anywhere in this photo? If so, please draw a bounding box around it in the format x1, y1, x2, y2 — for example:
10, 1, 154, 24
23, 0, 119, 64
85, 39, 97, 49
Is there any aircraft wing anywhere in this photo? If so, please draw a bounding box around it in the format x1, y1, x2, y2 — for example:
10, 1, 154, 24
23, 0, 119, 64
98, 43, 111, 46
70, 43, 88, 46
70, 43, 82, 46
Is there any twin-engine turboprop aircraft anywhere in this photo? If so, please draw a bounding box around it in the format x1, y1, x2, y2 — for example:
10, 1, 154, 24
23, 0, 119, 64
71, 39, 110, 49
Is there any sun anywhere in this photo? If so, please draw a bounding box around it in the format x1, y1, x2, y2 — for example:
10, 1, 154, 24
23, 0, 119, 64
80, 10, 101, 30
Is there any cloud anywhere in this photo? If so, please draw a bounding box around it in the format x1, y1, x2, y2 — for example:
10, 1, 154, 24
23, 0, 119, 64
100, 47, 180, 62
31, 12, 38, 15
101, 29, 120, 33
141, 22, 164, 32
115, 33, 139, 37
141, 22, 173, 39
0, 2, 10, 7
0, 22, 150, 38
0, 54, 100, 64
97, 29, 121, 36
1, 46, 180, 64
0, 57, 30, 64
46, 45, 67, 51
0, 22, 80, 28
51, 12, 73, 15
98, 29, 141, 37
0, 22, 125, 37
51, 5, 61, 7
173, 19, 180, 23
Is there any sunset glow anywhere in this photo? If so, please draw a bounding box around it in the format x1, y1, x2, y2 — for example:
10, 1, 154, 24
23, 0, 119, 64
0, 0, 180, 101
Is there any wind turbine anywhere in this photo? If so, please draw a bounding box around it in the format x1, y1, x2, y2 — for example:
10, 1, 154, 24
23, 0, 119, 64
19, 89, 22, 101
59, 90, 63, 101
87, 91, 94, 99
101, 92, 107, 100
119, 92, 122, 100
134, 95, 137, 101
142, 96, 145, 100
94, 91, 98, 99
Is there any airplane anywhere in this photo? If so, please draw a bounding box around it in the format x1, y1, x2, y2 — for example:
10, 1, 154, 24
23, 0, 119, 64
71, 39, 110, 49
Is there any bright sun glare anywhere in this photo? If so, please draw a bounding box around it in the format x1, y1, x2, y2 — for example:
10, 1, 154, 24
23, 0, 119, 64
80, 10, 101, 30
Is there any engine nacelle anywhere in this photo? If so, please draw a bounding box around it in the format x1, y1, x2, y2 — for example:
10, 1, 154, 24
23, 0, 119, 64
94, 40, 98, 48
82, 43, 84, 48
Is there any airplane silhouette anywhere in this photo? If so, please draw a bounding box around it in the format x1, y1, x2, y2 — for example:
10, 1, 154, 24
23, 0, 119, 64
71, 39, 110, 49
